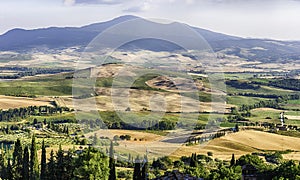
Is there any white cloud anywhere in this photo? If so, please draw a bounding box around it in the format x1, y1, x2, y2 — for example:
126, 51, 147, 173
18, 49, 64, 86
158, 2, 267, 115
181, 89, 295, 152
64, 0, 75, 6
68, 0, 123, 5
123, 2, 151, 12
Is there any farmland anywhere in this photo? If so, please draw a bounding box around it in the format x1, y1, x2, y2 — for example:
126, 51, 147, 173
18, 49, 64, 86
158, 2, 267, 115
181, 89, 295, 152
0, 61, 299, 179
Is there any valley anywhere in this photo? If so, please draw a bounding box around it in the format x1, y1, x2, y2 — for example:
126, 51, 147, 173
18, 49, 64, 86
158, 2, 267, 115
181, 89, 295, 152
0, 15, 299, 179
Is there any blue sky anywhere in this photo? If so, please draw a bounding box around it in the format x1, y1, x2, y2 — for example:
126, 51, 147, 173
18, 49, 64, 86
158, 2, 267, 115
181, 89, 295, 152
1, 0, 300, 40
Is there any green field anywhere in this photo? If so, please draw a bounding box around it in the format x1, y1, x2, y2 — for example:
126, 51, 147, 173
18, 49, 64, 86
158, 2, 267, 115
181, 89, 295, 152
0, 74, 73, 96
286, 99, 300, 105
227, 96, 270, 106
249, 109, 300, 125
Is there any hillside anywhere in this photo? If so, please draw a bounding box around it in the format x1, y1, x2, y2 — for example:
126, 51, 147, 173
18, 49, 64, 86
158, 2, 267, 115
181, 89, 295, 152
172, 130, 300, 160
1, 15, 300, 62
84, 129, 300, 161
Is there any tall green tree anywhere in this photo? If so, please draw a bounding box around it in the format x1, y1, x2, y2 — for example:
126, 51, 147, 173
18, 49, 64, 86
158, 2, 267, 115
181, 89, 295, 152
141, 155, 149, 180
30, 135, 39, 180
40, 140, 47, 180
56, 144, 64, 180
7, 158, 13, 180
63, 150, 75, 180
47, 150, 56, 180
0, 151, 7, 180
108, 141, 116, 180
235, 124, 239, 132
230, 154, 236, 166
190, 153, 198, 167
13, 138, 23, 180
23, 146, 30, 180
133, 156, 142, 180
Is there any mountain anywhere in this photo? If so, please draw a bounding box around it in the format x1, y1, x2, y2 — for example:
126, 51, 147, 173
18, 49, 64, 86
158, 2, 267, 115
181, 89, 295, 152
1, 15, 300, 62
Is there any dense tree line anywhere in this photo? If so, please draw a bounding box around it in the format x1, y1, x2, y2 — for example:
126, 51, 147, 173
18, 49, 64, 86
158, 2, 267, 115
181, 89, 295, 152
81, 118, 176, 131
226, 80, 260, 90
239, 99, 280, 112
0, 67, 73, 79
171, 153, 300, 179
0, 137, 110, 180
187, 130, 227, 145
1, 137, 299, 179
0, 106, 71, 122
268, 79, 300, 91
228, 93, 300, 121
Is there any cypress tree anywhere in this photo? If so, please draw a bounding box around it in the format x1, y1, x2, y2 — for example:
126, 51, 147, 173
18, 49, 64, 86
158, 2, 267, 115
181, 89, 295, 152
7, 158, 13, 180
108, 141, 116, 180
190, 153, 194, 167
30, 135, 39, 180
128, 153, 132, 167
47, 150, 56, 180
56, 144, 64, 180
190, 153, 198, 167
40, 140, 47, 180
230, 153, 236, 166
63, 150, 74, 179
141, 155, 149, 180
133, 156, 142, 180
0, 151, 7, 180
23, 146, 30, 180
235, 124, 239, 132
13, 138, 23, 180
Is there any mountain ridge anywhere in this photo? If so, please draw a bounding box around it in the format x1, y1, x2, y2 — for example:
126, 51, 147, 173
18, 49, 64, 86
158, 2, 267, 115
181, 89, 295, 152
1, 15, 300, 62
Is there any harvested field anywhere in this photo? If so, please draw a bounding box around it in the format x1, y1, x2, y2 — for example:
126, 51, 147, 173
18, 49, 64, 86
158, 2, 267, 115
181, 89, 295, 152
85, 129, 300, 161
173, 130, 300, 160
72, 88, 225, 112
0, 95, 53, 109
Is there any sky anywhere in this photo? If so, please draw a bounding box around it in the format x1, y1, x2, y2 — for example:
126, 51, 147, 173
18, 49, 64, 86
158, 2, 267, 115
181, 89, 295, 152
1, 0, 300, 40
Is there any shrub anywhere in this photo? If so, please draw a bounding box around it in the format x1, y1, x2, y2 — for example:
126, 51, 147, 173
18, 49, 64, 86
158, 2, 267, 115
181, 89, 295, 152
207, 151, 213, 157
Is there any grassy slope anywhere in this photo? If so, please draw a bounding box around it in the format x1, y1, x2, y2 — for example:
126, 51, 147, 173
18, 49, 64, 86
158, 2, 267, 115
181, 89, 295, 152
0, 73, 73, 96
227, 96, 270, 106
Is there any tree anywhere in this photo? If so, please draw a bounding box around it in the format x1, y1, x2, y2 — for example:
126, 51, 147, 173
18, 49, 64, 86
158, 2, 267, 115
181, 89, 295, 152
56, 144, 64, 180
133, 156, 142, 180
47, 150, 56, 180
0, 151, 7, 180
30, 135, 39, 180
209, 164, 240, 180
141, 155, 149, 180
184, 165, 210, 179
73, 147, 109, 180
190, 153, 198, 167
236, 154, 265, 170
273, 160, 300, 179
7, 158, 13, 180
207, 151, 213, 157
23, 146, 30, 180
230, 154, 236, 166
152, 156, 173, 170
63, 150, 75, 179
13, 138, 23, 179
108, 141, 116, 180
92, 133, 98, 146
235, 124, 239, 132
40, 140, 47, 180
